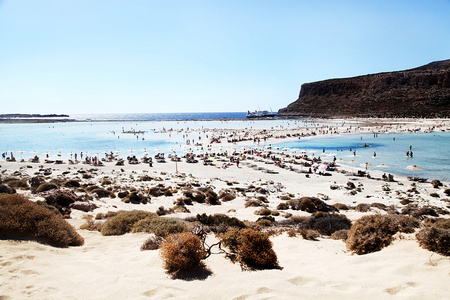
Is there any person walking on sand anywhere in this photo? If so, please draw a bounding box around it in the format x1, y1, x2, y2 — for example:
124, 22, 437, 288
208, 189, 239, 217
236, 158, 240, 168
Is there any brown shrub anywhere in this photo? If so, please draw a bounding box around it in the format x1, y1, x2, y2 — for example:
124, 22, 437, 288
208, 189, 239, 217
70, 202, 98, 212
330, 229, 348, 241
160, 232, 206, 274
141, 236, 163, 251
276, 202, 289, 210
220, 228, 279, 269
91, 188, 114, 198
63, 180, 81, 188
299, 229, 320, 241
80, 219, 102, 231
36, 182, 59, 193
346, 215, 398, 255
287, 197, 336, 213
305, 212, 352, 236
416, 227, 450, 256
132, 216, 191, 238
0, 194, 84, 247
0, 184, 16, 194
6, 179, 29, 189
333, 203, 349, 210
355, 203, 371, 212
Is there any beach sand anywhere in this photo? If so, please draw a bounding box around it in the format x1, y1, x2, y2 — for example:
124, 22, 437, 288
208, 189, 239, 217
1, 118, 450, 299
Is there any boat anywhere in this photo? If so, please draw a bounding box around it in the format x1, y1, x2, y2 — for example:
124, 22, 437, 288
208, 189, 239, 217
246, 109, 277, 118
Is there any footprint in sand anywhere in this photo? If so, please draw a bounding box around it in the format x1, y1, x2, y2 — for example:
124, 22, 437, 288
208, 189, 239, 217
0, 261, 12, 267
288, 276, 312, 286
385, 282, 417, 295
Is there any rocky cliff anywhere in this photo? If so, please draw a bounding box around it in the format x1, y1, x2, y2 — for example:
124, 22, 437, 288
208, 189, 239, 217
278, 59, 450, 118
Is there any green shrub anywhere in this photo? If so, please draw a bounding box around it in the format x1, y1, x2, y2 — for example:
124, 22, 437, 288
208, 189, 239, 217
160, 232, 206, 274
0, 194, 84, 247
101, 211, 156, 235
416, 227, 450, 256
433, 218, 450, 230
132, 217, 191, 237
220, 228, 279, 269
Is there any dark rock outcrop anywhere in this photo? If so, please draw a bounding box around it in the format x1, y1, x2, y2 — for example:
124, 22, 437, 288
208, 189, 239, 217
279, 60, 450, 118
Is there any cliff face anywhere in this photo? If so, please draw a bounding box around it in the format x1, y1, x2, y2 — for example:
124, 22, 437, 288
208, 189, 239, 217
278, 60, 450, 118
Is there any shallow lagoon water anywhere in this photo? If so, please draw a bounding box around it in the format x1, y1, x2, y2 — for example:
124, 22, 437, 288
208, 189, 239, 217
275, 132, 450, 182
1, 119, 449, 182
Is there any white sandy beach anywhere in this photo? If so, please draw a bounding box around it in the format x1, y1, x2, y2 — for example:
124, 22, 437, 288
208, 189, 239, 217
1, 118, 450, 299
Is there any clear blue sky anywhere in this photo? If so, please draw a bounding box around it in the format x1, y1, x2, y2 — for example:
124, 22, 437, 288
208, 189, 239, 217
1, 0, 449, 114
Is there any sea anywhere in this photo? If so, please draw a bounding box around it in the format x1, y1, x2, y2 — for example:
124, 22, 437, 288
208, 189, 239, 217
1, 112, 449, 182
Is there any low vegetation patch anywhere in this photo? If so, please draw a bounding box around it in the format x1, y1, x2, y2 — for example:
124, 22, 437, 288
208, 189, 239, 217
220, 228, 279, 270
160, 232, 206, 274
346, 214, 419, 255
416, 227, 450, 256
101, 211, 157, 235
0, 194, 84, 247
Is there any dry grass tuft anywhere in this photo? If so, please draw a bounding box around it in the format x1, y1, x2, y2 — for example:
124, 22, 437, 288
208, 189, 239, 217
100, 211, 157, 235
416, 227, 450, 256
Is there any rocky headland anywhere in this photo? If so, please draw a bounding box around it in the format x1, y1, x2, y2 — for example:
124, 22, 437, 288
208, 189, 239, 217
279, 59, 450, 118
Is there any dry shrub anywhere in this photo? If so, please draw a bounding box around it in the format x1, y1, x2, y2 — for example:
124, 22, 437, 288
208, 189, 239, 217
91, 188, 115, 198
36, 182, 59, 192
346, 215, 398, 255
205, 190, 220, 205
444, 189, 450, 196
63, 180, 81, 188
255, 208, 272, 216
433, 218, 450, 230
0, 194, 84, 247
122, 191, 149, 204
245, 199, 266, 208
299, 229, 320, 241
371, 203, 387, 210
160, 232, 206, 274
287, 197, 336, 213
333, 203, 349, 210
42, 189, 78, 216
431, 180, 443, 188
132, 217, 191, 238
95, 211, 120, 220
355, 203, 371, 212
6, 179, 29, 190
101, 211, 157, 235
220, 228, 279, 270
0, 184, 16, 194
196, 213, 246, 229
416, 227, 450, 256
80, 219, 102, 231
330, 229, 348, 241
141, 236, 164, 251
383, 214, 420, 233
70, 201, 98, 212
276, 202, 289, 210
305, 212, 352, 236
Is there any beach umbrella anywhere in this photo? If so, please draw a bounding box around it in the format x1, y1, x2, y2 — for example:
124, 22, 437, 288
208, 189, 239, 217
360, 162, 372, 171
349, 159, 358, 173
377, 163, 390, 168
407, 164, 422, 178
282, 147, 290, 152
154, 148, 162, 153
336, 158, 346, 163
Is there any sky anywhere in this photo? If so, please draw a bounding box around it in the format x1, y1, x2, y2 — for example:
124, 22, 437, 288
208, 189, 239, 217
1, 0, 449, 114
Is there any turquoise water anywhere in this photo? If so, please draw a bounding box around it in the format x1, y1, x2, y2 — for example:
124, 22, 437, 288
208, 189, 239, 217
274, 132, 450, 182
1, 119, 449, 182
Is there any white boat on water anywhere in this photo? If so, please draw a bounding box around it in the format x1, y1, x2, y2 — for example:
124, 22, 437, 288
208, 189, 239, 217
246, 109, 277, 118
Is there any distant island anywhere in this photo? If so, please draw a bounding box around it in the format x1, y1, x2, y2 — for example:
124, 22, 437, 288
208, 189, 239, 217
0, 114, 70, 118
0, 114, 73, 123
278, 59, 450, 118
